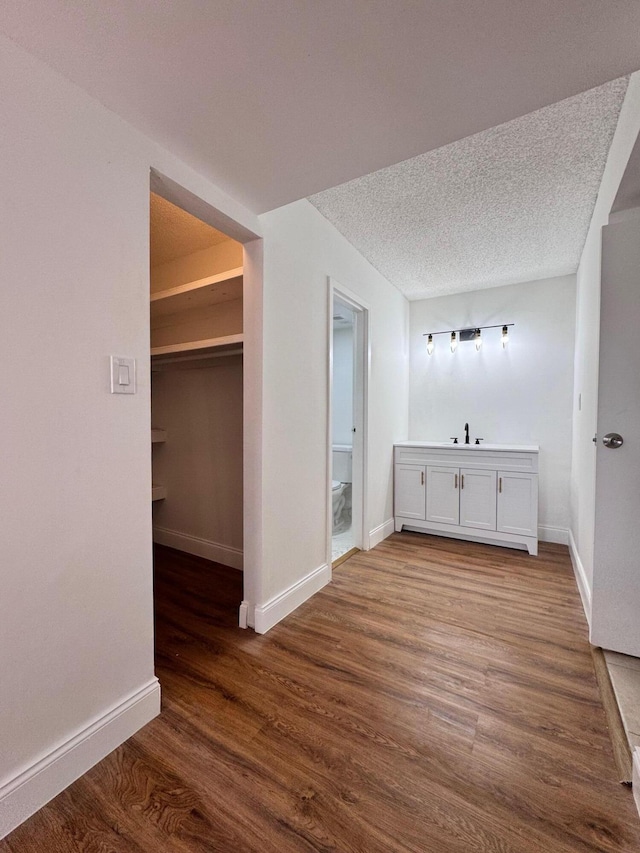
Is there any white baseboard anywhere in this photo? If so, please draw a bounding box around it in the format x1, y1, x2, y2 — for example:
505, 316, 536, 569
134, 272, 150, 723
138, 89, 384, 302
254, 562, 331, 634
369, 518, 395, 549
568, 528, 592, 626
0, 678, 160, 841
238, 600, 249, 629
153, 526, 243, 570
633, 748, 640, 819
538, 525, 569, 545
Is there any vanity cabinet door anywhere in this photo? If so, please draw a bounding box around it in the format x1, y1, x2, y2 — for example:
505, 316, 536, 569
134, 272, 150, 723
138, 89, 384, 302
460, 468, 498, 530
459, 468, 497, 531
426, 466, 459, 525
395, 464, 426, 520
497, 472, 538, 536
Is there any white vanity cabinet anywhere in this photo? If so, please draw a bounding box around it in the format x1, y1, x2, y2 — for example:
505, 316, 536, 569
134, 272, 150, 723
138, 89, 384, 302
394, 443, 539, 555
496, 471, 538, 537
459, 468, 498, 530
394, 464, 426, 519
425, 466, 497, 529
425, 466, 459, 524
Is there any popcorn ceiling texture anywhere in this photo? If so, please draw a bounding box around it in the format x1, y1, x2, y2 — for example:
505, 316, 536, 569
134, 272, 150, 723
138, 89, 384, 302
309, 77, 629, 300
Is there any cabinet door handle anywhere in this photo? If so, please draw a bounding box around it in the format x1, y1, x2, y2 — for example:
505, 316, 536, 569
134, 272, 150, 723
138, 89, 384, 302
421, 471, 424, 486
461, 474, 464, 490
499, 477, 502, 494
454, 473, 458, 489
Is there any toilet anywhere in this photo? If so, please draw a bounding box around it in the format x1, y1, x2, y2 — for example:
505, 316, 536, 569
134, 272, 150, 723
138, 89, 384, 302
332, 445, 352, 533
332, 480, 346, 530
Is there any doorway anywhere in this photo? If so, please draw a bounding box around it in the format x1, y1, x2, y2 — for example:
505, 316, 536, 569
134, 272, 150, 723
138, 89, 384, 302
148, 169, 262, 630
328, 280, 369, 566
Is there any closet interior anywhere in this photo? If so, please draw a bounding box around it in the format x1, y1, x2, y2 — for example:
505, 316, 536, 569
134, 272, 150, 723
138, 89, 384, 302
150, 192, 244, 574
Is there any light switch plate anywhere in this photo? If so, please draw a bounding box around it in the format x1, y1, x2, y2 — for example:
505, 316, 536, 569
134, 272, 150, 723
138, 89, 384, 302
110, 356, 136, 394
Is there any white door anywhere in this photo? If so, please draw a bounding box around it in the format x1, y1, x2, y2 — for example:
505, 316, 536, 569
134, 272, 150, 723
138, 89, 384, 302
426, 466, 459, 525
497, 472, 537, 537
592, 215, 640, 656
459, 468, 497, 531
395, 465, 426, 520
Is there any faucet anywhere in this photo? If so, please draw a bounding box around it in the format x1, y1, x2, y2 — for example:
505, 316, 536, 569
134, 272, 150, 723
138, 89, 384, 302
464, 423, 470, 445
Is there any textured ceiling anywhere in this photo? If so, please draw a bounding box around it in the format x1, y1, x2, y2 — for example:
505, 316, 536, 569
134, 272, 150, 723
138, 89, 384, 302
310, 78, 629, 300
150, 193, 230, 268
1, 2, 640, 212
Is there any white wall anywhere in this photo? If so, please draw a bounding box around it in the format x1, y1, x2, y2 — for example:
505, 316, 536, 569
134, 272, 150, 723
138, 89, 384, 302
257, 200, 409, 621
570, 73, 640, 614
0, 30, 407, 833
410, 275, 576, 542
332, 326, 354, 447
0, 34, 260, 838
152, 357, 243, 568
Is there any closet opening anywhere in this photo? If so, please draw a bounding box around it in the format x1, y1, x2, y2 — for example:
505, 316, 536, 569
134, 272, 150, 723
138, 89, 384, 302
149, 183, 252, 651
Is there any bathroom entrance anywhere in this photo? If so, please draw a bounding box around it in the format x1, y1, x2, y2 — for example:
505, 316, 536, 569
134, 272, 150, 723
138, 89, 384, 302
329, 281, 368, 565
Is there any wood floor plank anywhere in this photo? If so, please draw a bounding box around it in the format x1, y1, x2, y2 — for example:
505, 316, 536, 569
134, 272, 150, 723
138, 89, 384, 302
2, 535, 640, 852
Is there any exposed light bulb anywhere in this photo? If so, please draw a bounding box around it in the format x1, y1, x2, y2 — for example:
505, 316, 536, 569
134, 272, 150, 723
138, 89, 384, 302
450, 331, 458, 353
502, 325, 509, 348
475, 329, 482, 351
426, 334, 434, 355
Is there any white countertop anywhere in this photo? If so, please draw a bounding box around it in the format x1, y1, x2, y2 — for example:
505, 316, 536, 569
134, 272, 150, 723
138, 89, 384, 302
395, 441, 539, 453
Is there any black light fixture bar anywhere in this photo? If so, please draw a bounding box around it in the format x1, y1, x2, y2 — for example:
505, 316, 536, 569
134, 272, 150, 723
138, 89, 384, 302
422, 323, 514, 339
423, 323, 514, 354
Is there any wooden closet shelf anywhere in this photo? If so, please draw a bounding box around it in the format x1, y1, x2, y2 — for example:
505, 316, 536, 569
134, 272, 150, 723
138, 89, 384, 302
151, 333, 243, 358
150, 268, 243, 317
152, 484, 167, 502
151, 429, 167, 444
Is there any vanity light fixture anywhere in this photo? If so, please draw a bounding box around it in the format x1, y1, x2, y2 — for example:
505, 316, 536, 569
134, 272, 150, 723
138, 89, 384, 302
423, 323, 514, 354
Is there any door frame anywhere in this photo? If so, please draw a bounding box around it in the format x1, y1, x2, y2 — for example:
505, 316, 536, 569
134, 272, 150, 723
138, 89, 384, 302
327, 278, 370, 567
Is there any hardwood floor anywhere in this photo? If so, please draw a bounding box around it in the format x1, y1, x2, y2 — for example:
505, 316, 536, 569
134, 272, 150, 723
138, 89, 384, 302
3, 534, 640, 852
